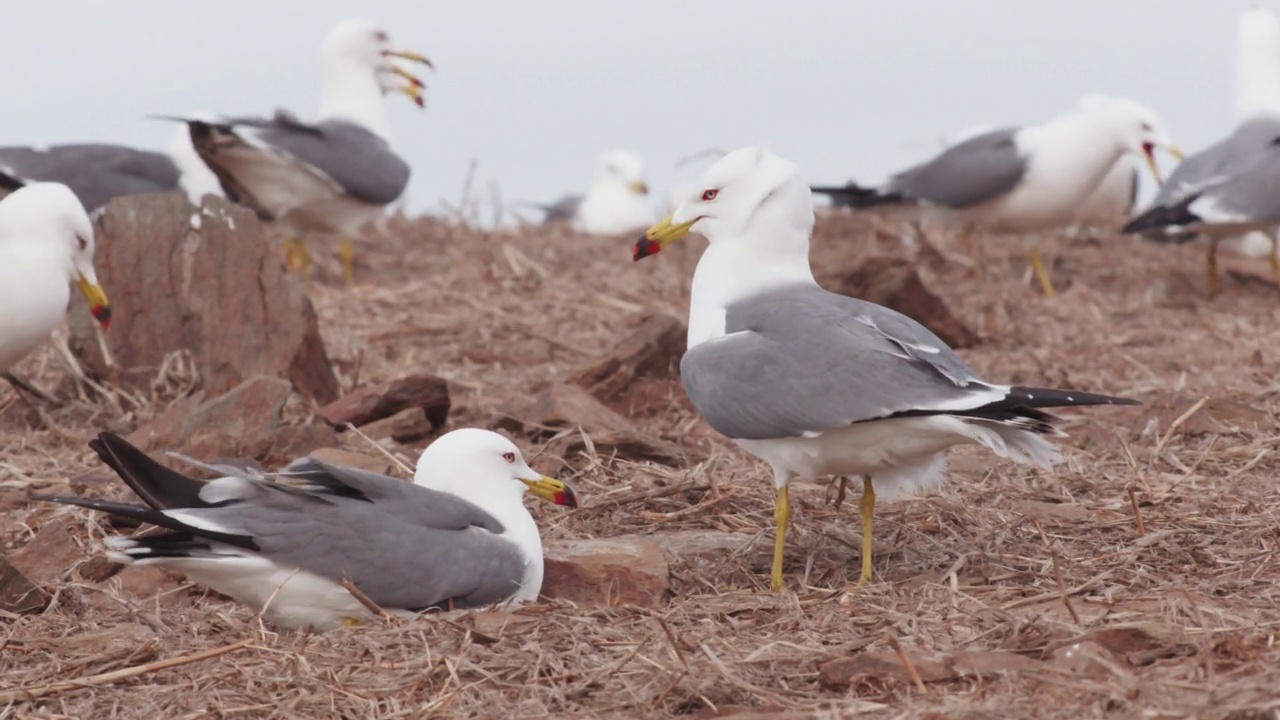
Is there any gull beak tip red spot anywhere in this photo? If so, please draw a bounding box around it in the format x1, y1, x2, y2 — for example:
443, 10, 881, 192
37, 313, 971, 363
557, 486, 579, 508
633, 237, 660, 262
92, 305, 112, 330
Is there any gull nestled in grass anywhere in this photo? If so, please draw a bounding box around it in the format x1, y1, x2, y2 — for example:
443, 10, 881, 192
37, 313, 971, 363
531, 151, 654, 235
163, 18, 432, 288
810, 96, 1181, 297
37, 429, 577, 631
634, 146, 1137, 592
0, 183, 111, 395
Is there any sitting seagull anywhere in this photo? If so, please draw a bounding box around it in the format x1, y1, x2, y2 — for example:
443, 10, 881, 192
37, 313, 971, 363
1122, 135, 1280, 291
36, 429, 577, 631
0, 124, 222, 213
1126, 4, 1280, 296
810, 96, 1181, 297
531, 151, 654, 235
0, 183, 111, 399
164, 17, 432, 288
633, 146, 1137, 592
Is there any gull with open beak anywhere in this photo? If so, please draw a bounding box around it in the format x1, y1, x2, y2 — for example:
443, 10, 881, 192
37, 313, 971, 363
810, 95, 1182, 298
161, 18, 433, 289
0, 182, 111, 394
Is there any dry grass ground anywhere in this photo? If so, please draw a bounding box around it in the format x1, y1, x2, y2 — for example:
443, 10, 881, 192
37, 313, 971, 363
2, 210, 1279, 719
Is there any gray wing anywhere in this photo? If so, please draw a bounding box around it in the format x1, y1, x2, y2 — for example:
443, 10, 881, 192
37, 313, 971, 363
277, 458, 507, 534
0, 144, 180, 211
187, 473, 526, 610
204, 112, 410, 205
1152, 117, 1280, 205
1183, 142, 1280, 225
680, 284, 999, 441
539, 194, 583, 223
886, 127, 1027, 208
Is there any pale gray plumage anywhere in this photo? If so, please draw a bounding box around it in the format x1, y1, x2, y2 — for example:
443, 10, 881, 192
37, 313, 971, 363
194, 457, 526, 610
0, 144, 181, 211
1150, 117, 1280, 208
39, 433, 527, 616
682, 284, 986, 441
535, 194, 584, 224
882, 127, 1027, 208
188, 112, 410, 214
1125, 139, 1280, 235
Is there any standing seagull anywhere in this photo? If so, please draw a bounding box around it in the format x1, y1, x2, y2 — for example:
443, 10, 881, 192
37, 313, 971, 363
1130, 2, 1280, 296
1123, 136, 1280, 290
0, 183, 111, 398
35, 429, 578, 631
811, 96, 1181, 297
0, 124, 222, 213
633, 146, 1137, 592
168, 18, 432, 287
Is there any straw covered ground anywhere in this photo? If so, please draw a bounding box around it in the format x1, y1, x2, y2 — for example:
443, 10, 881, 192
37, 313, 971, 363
2, 210, 1279, 719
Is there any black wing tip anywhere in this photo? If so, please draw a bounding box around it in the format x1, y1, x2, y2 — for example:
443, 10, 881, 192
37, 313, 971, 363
1008, 386, 1141, 408
1121, 196, 1201, 237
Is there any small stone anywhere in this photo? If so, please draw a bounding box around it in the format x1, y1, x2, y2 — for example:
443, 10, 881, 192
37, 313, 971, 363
542, 537, 669, 608
318, 375, 451, 430
128, 376, 293, 461
564, 313, 687, 400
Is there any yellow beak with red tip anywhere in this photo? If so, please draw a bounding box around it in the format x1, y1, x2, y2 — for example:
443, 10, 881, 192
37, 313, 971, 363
77, 274, 111, 329
521, 475, 578, 508
632, 215, 698, 261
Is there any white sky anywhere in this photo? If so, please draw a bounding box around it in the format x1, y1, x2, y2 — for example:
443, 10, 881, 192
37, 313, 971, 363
0, 1, 1241, 220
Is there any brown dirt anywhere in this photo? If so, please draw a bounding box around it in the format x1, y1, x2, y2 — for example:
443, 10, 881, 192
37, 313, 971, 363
2, 211, 1279, 719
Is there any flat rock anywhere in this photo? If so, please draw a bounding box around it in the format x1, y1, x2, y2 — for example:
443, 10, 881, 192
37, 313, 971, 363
7, 512, 83, 602
307, 447, 402, 477
0, 551, 47, 614
318, 374, 451, 430
818, 649, 1043, 690
66, 194, 339, 404
542, 537, 669, 608
565, 313, 686, 400
128, 376, 293, 460
269, 423, 340, 463
818, 256, 979, 349
357, 407, 437, 445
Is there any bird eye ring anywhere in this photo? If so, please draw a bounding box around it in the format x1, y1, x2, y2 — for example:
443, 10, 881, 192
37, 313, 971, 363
75, 236, 87, 250
701, 189, 719, 201
502, 452, 516, 463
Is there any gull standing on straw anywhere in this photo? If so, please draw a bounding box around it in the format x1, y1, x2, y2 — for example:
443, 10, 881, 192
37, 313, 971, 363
810, 96, 1182, 297
36, 429, 577, 631
633, 146, 1137, 592
164, 18, 432, 287
1129, 2, 1280, 295
0, 183, 111, 395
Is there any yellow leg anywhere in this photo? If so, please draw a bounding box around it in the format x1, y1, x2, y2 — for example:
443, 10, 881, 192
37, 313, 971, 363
284, 236, 301, 271
340, 237, 355, 288
1206, 242, 1219, 298
1030, 245, 1056, 298
771, 485, 791, 593
858, 476, 875, 586
1270, 238, 1280, 293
